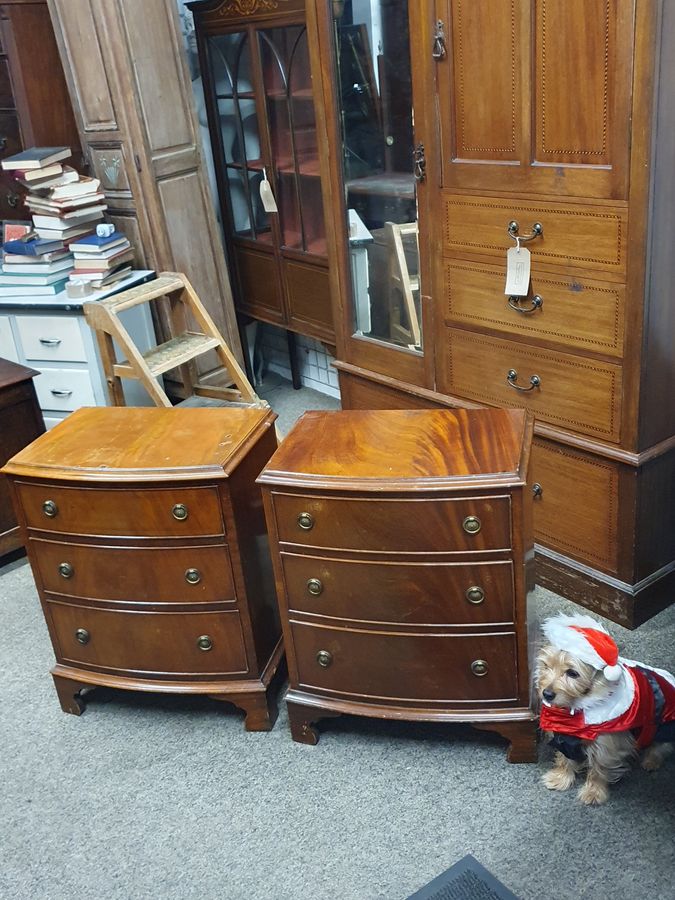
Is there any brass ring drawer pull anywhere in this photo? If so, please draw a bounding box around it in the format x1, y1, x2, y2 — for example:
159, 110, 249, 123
471, 659, 489, 677
185, 568, 202, 585
75, 628, 90, 645
297, 512, 314, 531
316, 649, 332, 668
508, 294, 542, 314
465, 586, 485, 605
507, 220, 543, 242
532, 483, 543, 498
197, 635, 213, 651
507, 369, 541, 392
172, 503, 188, 521
42, 499, 58, 518
307, 578, 323, 596
59, 562, 74, 579
462, 515, 481, 535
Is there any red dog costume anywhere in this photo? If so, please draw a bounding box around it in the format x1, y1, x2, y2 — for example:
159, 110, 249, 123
539, 614, 675, 757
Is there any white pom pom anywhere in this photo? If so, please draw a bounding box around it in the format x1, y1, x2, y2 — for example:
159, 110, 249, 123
604, 664, 622, 682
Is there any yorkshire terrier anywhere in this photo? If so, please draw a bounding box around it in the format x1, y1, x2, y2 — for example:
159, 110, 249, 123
535, 613, 674, 805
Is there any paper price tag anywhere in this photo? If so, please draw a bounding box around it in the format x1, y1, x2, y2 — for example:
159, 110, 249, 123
260, 170, 278, 213
504, 245, 531, 296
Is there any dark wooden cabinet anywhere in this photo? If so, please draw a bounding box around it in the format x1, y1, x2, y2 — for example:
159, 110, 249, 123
3, 406, 283, 729
310, 0, 675, 628
188, 0, 334, 344
259, 407, 537, 762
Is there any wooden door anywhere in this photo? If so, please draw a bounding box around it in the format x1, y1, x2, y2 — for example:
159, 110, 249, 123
434, 0, 635, 201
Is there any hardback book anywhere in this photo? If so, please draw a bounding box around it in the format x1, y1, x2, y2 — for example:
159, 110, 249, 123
27, 192, 106, 213
32, 206, 106, 229
0, 278, 69, 296
3, 249, 71, 265
17, 166, 80, 192
1, 255, 73, 274
72, 240, 131, 261
1, 147, 71, 171
36, 225, 96, 242
2, 222, 32, 243
2, 236, 65, 256
0, 268, 73, 286
13, 163, 63, 182
73, 248, 134, 272
69, 231, 127, 253
71, 265, 132, 289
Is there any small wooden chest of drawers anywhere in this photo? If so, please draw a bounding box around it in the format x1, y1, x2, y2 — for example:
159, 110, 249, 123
3, 406, 283, 730
258, 408, 537, 761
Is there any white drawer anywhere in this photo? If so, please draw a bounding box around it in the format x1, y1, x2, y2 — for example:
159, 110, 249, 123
34, 368, 96, 411
0, 315, 19, 362
16, 315, 87, 363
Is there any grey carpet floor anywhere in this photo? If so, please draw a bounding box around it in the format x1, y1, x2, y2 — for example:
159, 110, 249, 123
0, 556, 673, 900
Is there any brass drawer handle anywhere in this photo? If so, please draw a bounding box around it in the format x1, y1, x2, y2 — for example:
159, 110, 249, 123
185, 568, 202, 585
197, 635, 213, 651
307, 578, 323, 596
508, 294, 542, 314
507, 220, 543, 242
297, 512, 314, 531
507, 369, 541, 392
316, 649, 332, 668
59, 562, 74, 579
172, 503, 188, 521
532, 482, 543, 498
42, 499, 58, 518
462, 515, 481, 535
471, 659, 489, 677
465, 586, 485, 605
75, 628, 90, 645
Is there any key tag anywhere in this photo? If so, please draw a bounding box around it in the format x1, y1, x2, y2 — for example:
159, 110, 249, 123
504, 236, 531, 297
259, 167, 278, 213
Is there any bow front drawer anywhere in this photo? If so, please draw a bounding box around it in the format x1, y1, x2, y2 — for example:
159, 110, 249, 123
271, 492, 512, 552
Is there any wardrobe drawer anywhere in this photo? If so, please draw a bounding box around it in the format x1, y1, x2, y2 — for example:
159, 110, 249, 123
15, 482, 225, 538
531, 439, 620, 575
282, 553, 514, 624
440, 329, 622, 443
16, 316, 87, 363
34, 368, 96, 411
46, 602, 248, 676
443, 260, 625, 358
291, 622, 518, 702
271, 492, 512, 553
31, 539, 236, 604
443, 195, 628, 277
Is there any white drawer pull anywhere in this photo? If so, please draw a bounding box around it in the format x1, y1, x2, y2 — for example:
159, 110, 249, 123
39, 337, 62, 346
50, 389, 73, 397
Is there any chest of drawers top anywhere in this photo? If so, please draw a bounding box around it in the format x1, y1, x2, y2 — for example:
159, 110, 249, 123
258, 407, 532, 493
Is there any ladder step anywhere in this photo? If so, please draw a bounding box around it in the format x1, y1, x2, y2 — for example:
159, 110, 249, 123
113, 332, 221, 379
96, 273, 185, 314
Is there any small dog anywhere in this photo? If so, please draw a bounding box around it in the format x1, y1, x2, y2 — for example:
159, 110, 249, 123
535, 613, 674, 805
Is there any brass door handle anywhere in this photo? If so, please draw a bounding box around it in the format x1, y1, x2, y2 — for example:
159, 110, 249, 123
532, 483, 543, 498
413, 143, 426, 182
59, 562, 74, 579
508, 294, 543, 314
172, 503, 188, 520
471, 659, 489, 677
507, 369, 541, 392
507, 220, 543, 242
432, 20, 446, 59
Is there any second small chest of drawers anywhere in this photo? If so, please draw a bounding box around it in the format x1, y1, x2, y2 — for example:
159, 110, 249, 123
259, 408, 537, 761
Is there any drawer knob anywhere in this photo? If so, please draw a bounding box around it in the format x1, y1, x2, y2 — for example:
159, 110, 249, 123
197, 635, 213, 651
42, 499, 58, 518
507, 369, 541, 392
75, 628, 90, 645
185, 568, 202, 585
532, 482, 543, 498
172, 503, 188, 521
507, 220, 543, 242
307, 578, 323, 596
508, 294, 543, 314
462, 515, 481, 535
471, 659, 489, 677
465, 585, 485, 605
58, 562, 74, 579
297, 512, 314, 531
316, 649, 333, 668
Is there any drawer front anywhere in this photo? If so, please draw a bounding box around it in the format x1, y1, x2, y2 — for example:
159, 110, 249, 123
46, 602, 248, 676
282, 553, 514, 625
16, 482, 225, 538
443, 260, 625, 358
16, 316, 87, 363
272, 493, 512, 552
440, 329, 622, 443
34, 368, 96, 412
0, 315, 19, 362
291, 622, 518, 702
31, 539, 236, 604
531, 439, 620, 575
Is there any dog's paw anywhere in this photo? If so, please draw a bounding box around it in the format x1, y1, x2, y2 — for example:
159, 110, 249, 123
577, 780, 609, 806
542, 767, 575, 791
641, 743, 672, 772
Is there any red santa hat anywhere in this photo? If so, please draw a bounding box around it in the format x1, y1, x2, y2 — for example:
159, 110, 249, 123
542, 613, 623, 681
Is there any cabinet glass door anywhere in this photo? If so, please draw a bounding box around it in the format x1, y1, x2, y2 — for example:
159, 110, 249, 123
333, 0, 422, 351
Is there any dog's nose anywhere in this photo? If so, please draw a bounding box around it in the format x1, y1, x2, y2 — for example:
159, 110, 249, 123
542, 688, 556, 702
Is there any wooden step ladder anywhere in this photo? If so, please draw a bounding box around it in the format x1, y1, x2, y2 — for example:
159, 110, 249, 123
83, 272, 264, 409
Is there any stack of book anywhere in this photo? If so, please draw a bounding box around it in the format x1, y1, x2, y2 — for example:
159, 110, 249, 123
68, 230, 134, 289
0, 225, 74, 297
